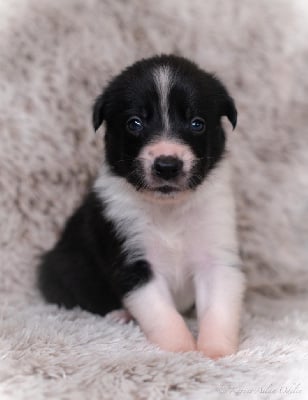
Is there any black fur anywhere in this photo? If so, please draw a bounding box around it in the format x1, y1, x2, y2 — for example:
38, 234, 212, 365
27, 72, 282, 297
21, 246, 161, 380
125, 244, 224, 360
38, 192, 152, 315
38, 55, 237, 315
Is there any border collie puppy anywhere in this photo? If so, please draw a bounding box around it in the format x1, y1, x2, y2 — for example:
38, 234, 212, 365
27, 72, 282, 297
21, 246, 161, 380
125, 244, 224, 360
38, 55, 245, 359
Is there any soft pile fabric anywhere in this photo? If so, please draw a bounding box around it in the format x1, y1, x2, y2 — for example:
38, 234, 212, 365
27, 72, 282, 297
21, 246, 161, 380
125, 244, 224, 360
0, 0, 308, 398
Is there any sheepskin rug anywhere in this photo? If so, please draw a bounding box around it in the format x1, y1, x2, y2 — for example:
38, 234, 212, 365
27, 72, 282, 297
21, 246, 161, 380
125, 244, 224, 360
1, 0, 308, 398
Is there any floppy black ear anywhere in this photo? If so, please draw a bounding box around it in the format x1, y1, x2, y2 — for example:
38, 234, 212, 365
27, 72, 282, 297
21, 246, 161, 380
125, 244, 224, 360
92, 94, 105, 131
221, 96, 237, 130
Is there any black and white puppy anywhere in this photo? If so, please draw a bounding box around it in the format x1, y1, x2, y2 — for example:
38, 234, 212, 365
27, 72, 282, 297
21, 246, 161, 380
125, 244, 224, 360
38, 55, 245, 359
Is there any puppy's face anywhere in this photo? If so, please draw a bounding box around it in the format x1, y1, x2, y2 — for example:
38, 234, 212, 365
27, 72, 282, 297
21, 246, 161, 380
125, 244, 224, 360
93, 55, 237, 200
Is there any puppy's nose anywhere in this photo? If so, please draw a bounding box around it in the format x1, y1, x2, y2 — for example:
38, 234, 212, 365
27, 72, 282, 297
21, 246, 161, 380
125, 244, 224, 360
153, 156, 183, 180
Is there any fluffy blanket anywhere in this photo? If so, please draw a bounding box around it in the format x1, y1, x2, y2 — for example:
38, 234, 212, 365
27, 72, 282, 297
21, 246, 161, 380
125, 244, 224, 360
0, 0, 308, 398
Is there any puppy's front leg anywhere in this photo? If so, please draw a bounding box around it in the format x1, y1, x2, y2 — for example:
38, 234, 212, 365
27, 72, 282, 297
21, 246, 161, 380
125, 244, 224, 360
195, 265, 245, 359
124, 277, 196, 353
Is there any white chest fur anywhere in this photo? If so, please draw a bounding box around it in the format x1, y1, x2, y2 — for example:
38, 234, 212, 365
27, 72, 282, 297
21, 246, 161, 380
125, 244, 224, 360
94, 157, 239, 312
140, 202, 196, 312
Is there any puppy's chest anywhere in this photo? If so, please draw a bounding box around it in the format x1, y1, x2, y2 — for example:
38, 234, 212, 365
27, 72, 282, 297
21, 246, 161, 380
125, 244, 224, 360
145, 219, 187, 279
139, 205, 207, 307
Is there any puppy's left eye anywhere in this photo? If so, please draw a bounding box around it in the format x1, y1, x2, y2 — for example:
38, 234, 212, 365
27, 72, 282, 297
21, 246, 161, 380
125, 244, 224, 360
190, 117, 205, 133
126, 116, 144, 134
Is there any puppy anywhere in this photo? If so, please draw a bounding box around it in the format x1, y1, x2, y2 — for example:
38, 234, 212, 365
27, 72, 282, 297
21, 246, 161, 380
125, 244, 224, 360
38, 55, 245, 359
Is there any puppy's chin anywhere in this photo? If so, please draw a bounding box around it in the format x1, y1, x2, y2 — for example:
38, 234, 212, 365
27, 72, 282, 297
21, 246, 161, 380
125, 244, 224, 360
138, 186, 192, 204
125, 169, 202, 204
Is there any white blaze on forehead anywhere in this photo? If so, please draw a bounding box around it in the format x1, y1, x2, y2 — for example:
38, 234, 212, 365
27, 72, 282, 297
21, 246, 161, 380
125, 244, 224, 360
153, 66, 172, 132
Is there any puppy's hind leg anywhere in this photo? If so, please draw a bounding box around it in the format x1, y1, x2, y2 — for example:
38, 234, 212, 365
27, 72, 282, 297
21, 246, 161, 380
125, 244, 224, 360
38, 249, 121, 316
105, 309, 133, 324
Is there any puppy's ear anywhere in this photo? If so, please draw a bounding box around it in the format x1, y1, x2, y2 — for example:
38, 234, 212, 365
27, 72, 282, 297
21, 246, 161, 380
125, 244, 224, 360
92, 94, 105, 131
220, 96, 237, 130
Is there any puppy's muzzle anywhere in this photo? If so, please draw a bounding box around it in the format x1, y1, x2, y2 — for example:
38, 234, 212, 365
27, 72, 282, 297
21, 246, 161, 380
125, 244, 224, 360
152, 156, 184, 180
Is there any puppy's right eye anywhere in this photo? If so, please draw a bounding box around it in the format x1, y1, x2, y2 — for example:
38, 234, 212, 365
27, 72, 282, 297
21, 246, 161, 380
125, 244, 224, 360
190, 117, 205, 133
126, 117, 144, 134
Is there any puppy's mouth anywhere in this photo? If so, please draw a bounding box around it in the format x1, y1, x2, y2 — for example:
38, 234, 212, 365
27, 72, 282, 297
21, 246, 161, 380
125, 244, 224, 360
151, 185, 180, 194
139, 182, 188, 203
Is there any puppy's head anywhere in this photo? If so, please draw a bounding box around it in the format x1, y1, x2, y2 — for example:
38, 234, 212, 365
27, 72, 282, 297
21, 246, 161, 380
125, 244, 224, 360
93, 55, 237, 200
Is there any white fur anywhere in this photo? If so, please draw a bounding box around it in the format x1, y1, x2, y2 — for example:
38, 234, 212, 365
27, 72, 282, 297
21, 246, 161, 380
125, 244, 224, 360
153, 66, 172, 132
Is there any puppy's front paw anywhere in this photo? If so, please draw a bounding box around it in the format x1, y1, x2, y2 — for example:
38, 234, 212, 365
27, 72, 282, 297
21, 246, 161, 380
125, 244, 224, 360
144, 311, 197, 352
197, 308, 241, 359
197, 323, 239, 359
148, 327, 196, 353
197, 338, 238, 359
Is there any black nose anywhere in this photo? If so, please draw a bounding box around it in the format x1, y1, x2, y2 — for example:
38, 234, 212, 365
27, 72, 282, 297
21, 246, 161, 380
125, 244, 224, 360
153, 156, 184, 180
